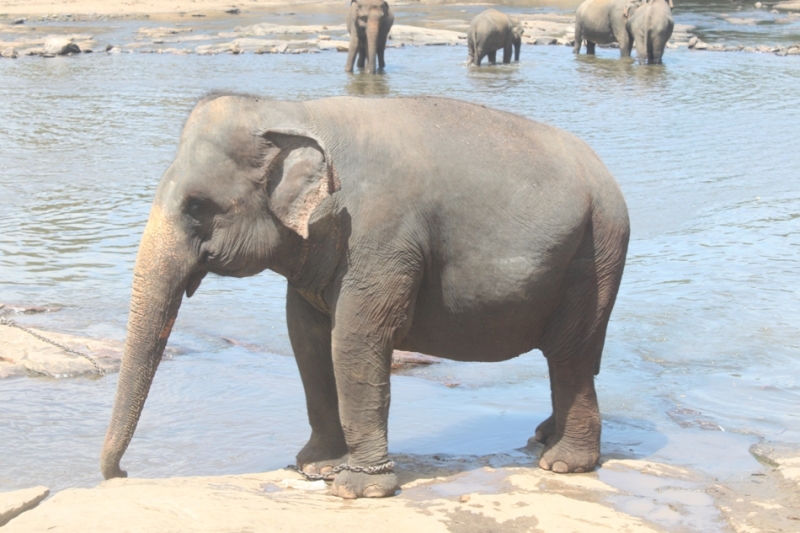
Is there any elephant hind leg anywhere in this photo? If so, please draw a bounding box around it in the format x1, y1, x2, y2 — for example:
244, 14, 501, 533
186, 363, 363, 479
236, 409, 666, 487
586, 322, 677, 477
488, 50, 497, 64
535, 216, 626, 474
586, 41, 596, 55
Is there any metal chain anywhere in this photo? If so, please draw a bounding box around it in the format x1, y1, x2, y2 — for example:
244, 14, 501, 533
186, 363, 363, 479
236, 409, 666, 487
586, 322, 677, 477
286, 460, 395, 481
0, 317, 105, 376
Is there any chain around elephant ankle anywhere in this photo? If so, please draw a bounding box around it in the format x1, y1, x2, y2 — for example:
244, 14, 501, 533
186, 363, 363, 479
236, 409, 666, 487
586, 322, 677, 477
287, 460, 395, 481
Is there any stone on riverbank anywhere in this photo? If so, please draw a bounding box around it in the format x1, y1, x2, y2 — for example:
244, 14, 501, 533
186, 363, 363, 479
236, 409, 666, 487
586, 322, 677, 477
2, 457, 666, 533
774, 1, 800, 11
42, 36, 80, 55
388, 25, 465, 46
0, 322, 121, 378
0, 486, 49, 527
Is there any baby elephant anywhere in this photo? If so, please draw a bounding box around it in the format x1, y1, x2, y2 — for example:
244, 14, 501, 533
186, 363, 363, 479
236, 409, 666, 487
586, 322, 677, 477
468, 9, 524, 66
574, 0, 642, 57
345, 0, 394, 74
627, 0, 674, 64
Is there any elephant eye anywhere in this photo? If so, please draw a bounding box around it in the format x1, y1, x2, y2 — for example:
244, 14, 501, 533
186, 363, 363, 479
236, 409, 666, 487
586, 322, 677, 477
187, 199, 204, 217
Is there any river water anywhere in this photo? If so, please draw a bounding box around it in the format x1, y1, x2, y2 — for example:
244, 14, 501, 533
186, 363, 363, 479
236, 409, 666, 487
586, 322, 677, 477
1, 3, 798, 524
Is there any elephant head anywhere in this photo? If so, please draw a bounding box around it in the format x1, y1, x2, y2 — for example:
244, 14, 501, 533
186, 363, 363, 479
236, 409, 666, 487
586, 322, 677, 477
623, 0, 643, 19
353, 0, 390, 74
100, 95, 339, 479
511, 18, 524, 61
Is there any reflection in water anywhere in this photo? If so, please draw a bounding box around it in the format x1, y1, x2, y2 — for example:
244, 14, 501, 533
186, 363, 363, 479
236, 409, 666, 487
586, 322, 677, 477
344, 71, 392, 96
0, 34, 799, 499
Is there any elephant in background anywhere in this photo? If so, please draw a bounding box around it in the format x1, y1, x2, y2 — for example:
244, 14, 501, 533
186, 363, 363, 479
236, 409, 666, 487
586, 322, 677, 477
573, 0, 642, 57
345, 0, 394, 74
627, 0, 674, 64
468, 9, 524, 66
99, 94, 629, 499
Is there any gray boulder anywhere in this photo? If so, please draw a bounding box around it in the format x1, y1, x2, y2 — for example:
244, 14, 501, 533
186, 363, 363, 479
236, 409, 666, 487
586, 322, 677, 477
43, 37, 80, 55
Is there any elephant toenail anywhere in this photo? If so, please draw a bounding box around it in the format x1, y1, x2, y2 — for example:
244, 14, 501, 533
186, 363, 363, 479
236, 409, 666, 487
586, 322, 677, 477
363, 484, 387, 498
538, 458, 550, 470
552, 461, 569, 473
574, 467, 585, 473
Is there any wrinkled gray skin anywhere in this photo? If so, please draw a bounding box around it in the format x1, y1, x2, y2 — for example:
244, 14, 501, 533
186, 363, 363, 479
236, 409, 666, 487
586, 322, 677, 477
345, 0, 394, 74
468, 9, 523, 66
627, 0, 674, 64
573, 0, 642, 56
100, 94, 630, 499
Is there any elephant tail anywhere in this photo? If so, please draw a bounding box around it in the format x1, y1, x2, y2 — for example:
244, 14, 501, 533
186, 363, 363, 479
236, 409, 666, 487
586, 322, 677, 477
587, 187, 630, 375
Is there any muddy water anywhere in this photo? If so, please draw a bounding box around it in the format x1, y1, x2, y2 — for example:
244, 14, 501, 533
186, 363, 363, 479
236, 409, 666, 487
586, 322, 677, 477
1, 5, 799, 528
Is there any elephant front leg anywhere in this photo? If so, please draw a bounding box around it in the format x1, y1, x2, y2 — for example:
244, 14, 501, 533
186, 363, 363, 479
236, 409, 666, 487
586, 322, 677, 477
488, 50, 497, 64
287, 286, 348, 478
502, 42, 513, 63
345, 31, 360, 72
329, 323, 398, 498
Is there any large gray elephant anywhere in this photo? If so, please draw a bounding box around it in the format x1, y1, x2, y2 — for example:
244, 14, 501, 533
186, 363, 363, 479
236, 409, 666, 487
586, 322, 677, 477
100, 95, 630, 499
345, 0, 394, 74
573, 0, 642, 56
468, 9, 524, 66
627, 0, 674, 64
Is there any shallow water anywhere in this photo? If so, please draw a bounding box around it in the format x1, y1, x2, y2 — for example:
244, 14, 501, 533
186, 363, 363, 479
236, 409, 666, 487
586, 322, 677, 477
1, 6, 799, 525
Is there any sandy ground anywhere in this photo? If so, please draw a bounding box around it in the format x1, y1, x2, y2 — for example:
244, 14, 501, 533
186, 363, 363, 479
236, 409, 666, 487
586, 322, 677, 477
0, 0, 341, 17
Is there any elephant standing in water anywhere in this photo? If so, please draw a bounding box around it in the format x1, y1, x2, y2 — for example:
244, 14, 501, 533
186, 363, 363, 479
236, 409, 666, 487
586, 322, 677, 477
468, 9, 524, 66
573, 0, 642, 56
345, 0, 394, 74
627, 0, 674, 64
100, 94, 630, 499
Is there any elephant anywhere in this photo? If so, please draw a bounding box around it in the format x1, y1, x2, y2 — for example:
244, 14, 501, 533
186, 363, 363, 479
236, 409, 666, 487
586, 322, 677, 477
627, 0, 674, 64
345, 0, 394, 74
100, 94, 630, 499
467, 9, 524, 66
573, 0, 642, 57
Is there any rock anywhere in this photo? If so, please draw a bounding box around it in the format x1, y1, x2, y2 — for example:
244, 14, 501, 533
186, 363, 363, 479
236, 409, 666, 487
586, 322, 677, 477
533, 37, 558, 45
774, 1, 800, 11
0, 323, 122, 378
755, 2, 763, 7
43, 37, 80, 55
388, 25, 466, 46
391, 350, 442, 370
225, 8, 241, 15
234, 23, 346, 36
1, 462, 668, 533
1, 47, 18, 58
689, 37, 708, 50
0, 486, 49, 527
317, 40, 350, 52
12, 18, 25, 25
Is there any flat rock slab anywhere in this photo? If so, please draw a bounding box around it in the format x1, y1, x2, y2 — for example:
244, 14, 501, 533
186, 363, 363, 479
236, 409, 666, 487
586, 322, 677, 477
0, 324, 121, 378
3, 461, 662, 533
0, 486, 49, 527
775, 1, 800, 11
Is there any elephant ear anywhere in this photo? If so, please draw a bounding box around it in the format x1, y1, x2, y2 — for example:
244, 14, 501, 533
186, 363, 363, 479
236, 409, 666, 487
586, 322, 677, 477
260, 128, 340, 239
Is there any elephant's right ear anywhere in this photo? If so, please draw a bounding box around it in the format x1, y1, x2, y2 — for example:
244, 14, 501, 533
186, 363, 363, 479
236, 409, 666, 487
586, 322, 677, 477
259, 129, 340, 239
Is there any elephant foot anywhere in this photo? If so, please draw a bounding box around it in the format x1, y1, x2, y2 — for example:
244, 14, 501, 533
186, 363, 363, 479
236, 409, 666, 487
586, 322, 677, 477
330, 469, 399, 499
533, 414, 556, 445
296, 438, 348, 480
538, 438, 599, 474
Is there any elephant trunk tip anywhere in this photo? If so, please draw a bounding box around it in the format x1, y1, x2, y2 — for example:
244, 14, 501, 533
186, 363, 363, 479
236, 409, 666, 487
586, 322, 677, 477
101, 458, 128, 480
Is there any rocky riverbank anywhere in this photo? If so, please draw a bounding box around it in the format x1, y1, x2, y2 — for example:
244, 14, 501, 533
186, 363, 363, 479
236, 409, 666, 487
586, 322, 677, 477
2, 444, 799, 532
1, 2, 799, 59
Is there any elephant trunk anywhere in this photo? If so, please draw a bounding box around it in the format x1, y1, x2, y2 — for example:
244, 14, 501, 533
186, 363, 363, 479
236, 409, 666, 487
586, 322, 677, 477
101, 206, 196, 480
366, 15, 380, 74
